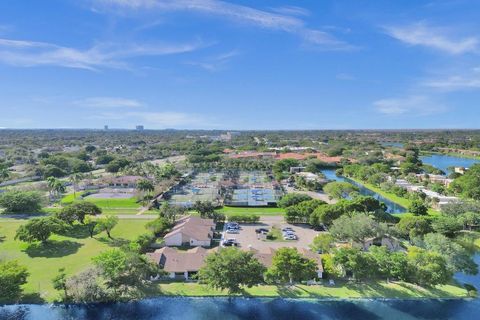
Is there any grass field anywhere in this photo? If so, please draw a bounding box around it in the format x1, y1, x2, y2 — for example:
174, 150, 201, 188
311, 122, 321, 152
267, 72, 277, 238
150, 281, 469, 299
60, 192, 142, 215
215, 206, 285, 216
0, 217, 154, 302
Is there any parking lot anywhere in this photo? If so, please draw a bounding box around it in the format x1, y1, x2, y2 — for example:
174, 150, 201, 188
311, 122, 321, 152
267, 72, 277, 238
222, 216, 319, 250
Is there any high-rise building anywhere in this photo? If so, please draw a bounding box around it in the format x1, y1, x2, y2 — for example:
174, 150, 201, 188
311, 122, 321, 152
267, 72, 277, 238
136, 125, 144, 131
104, 125, 109, 131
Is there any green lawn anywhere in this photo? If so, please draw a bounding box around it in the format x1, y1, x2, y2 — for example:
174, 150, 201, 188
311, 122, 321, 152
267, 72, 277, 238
60, 192, 142, 215
216, 206, 285, 216
150, 281, 469, 299
0, 217, 154, 302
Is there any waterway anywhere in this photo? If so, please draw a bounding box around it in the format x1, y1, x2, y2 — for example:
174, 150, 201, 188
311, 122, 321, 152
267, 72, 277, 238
322, 169, 407, 214
421, 154, 479, 174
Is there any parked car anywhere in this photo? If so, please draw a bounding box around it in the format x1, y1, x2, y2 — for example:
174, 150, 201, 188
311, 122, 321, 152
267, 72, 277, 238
282, 227, 294, 232
227, 222, 240, 229
222, 239, 237, 247
226, 228, 239, 234
283, 234, 298, 240
313, 224, 327, 232
255, 228, 269, 234
282, 230, 295, 236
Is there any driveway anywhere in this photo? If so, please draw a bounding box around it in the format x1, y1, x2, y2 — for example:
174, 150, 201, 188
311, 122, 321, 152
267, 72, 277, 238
224, 216, 319, 251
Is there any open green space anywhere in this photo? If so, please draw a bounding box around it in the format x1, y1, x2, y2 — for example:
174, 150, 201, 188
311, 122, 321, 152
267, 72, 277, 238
150, 280, 469, 299
60, 192, 141, 215
0, 217, 154, 302
215, 206, 285, 216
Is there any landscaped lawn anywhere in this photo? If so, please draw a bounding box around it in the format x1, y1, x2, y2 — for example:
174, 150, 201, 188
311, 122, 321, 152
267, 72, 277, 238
151, 280, 469, 299
215, 206, 285, 216
60, 192, 142, 215
0, 217, 154, 302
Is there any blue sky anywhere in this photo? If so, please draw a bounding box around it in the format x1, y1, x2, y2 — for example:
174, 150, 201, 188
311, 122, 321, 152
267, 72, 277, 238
1, 0, 480, 130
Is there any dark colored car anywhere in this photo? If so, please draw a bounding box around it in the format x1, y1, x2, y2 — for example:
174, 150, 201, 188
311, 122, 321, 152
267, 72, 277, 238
255, 228, 269, 234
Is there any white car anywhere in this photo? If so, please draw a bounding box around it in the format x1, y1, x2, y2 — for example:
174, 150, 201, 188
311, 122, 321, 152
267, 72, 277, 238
283, 234, 297, 240
226, 228, 239, 234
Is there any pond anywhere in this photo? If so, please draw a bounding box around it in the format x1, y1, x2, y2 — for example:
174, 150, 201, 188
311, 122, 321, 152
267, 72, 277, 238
381, 142, 404, 148
421, 154, 479, 174
322, 170, 407, 214
1, 295, 480, 320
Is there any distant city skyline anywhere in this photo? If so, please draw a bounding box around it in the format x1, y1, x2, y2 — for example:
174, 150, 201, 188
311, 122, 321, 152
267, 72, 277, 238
1, 0, 480, 130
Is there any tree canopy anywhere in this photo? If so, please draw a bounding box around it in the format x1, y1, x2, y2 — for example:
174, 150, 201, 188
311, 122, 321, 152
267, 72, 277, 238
198, 248, 266, 293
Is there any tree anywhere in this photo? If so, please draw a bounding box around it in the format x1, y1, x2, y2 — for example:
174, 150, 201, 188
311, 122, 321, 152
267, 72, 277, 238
47, 177, 66, 199
368, 246, 409, 282
15, 217, 66, 244
449, 164, 480, 200
145, 216, 172, 236
323, 182, 359, 199
94, 216, 118, 239
408, 199, 428, 216
69, 173, 84, 198
192, 201, 216, 219
105, 158, 131, 173
158, 202, 185, 223
0, 190, 43, 213
310, 233, 334, 253
310, 204, 344, 226
431, 215, 463, 237
57, 201, 102, 224
137, 179, 155, 195
395, 216, 432, 240
277, 193, 312, 208
329, 214, 387, 247
52, 267, 68, 300
198, 248, 266, 293
407, 247, 452, 287
285, 199, 325, 223
93, 248, 158, 298
422, 233, 477, 275
333, 247, 377, 280
83, 215, 98, 238
265, 248, 317, 284
65, 268, 108, 303
0, 260, 29, 303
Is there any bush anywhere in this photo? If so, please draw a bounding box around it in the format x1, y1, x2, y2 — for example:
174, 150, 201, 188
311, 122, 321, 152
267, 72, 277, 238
0, 191, 44, 213
228, 214, 260, 223
278, 193, 312, 208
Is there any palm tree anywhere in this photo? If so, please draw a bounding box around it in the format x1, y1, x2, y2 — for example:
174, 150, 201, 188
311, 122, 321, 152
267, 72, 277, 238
69, 173, 84, 199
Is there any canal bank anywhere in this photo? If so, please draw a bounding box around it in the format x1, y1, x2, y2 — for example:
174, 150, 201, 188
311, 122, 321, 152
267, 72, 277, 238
321, 170, 408, 214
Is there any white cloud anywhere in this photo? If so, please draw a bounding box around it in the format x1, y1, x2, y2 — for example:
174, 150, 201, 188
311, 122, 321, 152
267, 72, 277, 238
423, 67, 480, 91
92, 0, 352, 50
75, 97, 143, 108
270, 6, 310, 17
185, 49, 239, 71
0, 37, 205, 70
384, 22, 479, 55
374, 95, 446, 116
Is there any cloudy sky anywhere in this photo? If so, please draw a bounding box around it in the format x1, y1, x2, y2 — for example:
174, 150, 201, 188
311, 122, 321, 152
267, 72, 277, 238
1, 0, 479, 129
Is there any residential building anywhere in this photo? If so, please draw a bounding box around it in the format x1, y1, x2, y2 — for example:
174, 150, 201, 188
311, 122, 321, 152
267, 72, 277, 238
147, 246, 217, 280
163, 216, 216, 247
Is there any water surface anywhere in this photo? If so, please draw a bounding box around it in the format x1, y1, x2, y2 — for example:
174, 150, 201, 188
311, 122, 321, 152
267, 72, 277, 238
421, 154, 478, 174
